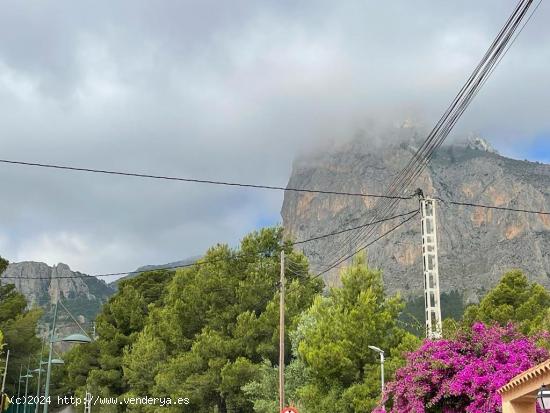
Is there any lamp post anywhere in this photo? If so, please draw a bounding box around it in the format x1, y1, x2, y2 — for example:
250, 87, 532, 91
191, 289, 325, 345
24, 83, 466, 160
32, 368, 45, 413
16, 365, 23, 413
43, 300, 91, 413
368, 345, 385, 411
22, 369, 33, 413
33, 338, 45, 413
538, 385, 550, 411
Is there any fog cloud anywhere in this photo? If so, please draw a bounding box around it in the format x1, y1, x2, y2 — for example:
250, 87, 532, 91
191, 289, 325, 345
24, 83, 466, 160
0, 0, 548, 279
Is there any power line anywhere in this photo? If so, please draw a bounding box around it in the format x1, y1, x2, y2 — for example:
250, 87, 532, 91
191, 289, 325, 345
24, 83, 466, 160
0, 159, 412, 201
439, 199, 550, 215
313, 210, 420, 279
0, 210, 418, 281
281, 211, 421, 299
2, 195, 547, 282
329, 0, 539, 262
292, 209, 419, 245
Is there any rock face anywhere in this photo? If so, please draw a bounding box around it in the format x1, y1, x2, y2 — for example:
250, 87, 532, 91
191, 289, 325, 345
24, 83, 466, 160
282, 129, 550, 303
1, 261, 114, 330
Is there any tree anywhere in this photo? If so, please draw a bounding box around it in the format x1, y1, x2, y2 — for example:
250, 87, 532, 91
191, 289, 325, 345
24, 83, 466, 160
378, 322, 549, 412
62, 341, 100, 397
124, 227, 322, 413
0, 275, 42, 395
83, 269, 173, 412
463, 270, 550, 335
0, 256, 7, 275
242, 310, 316, 412
295, 254, 420, 413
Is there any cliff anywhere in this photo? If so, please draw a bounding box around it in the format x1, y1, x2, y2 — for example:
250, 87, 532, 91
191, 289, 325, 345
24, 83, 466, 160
282, 130, 550, 304
1, 261, 114, 331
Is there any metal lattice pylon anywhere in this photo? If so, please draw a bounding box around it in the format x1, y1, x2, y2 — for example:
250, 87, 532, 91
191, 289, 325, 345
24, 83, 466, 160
420, 197, 442, 339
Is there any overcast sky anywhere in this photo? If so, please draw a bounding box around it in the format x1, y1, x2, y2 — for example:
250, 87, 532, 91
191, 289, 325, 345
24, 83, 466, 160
0, 0, 549, 280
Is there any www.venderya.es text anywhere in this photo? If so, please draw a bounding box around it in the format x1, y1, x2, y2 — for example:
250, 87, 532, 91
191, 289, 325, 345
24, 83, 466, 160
57, 395, 190, 406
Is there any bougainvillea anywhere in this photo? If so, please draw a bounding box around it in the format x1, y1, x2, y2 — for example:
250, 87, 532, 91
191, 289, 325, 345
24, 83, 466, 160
375, 323, 549, 413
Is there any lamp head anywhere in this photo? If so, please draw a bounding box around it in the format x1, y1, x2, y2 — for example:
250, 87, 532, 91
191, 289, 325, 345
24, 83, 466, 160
368, 345, 384, 354
61, 333, 91, 344
538, 385, 550, 411
51, 359, 65, 365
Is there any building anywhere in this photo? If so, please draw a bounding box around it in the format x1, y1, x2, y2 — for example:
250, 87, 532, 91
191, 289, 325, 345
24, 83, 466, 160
499, 358, 550, 412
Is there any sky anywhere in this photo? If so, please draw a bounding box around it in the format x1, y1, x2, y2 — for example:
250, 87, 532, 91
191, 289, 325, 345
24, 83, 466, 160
0, 0, 549, 280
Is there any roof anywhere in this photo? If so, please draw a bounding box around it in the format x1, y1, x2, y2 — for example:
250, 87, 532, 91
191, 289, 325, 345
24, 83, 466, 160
498, 358, 550, 394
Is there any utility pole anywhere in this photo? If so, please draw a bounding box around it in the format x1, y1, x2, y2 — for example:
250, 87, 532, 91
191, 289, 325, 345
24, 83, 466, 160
279, 250, 285, 411
419, 192, 442, 339
0, 350, 9, 411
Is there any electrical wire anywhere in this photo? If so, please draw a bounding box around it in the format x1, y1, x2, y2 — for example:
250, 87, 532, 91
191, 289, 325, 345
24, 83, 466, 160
438, 198, 550, 215
280, 211, 421, 299
1, 210, 422, 280
314, 210, 420, 279
291, 209, 419, 245
330, 0, 539, 263
2, 194, 548, 282
0, 158, 412, 201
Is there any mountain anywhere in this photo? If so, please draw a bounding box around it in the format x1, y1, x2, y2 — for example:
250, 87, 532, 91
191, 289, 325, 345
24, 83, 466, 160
281, 129, 550, 305
108, 257, 198, 288
0, 261, 115, 331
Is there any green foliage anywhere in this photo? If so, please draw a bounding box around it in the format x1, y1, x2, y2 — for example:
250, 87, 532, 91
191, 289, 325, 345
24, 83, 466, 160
63, 341, 101, 391
85, 269, 173, 410
463, 269, 550, 335
242, 358, 309, 413
0, 281, 42, 395
294, 254, 420, 413
60, 227, 320, 412
0, 284, 27, 324
122, 326, 166, 397
124, 227, 322, 412
242, 313, 312, 412
401, 290, 465, 337
0, 256, 7, 275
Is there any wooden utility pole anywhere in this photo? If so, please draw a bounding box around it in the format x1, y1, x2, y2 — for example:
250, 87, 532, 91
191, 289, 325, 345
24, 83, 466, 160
279, 250, 285, 411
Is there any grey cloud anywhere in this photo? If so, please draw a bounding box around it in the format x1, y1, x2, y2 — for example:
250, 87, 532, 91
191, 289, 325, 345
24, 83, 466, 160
0, 0, 548, 276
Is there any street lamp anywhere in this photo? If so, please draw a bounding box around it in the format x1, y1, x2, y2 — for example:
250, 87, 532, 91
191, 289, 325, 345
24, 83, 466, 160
32, 368, 45, 413
43, 300, 91, 413
16, 365, 23, 413
42, 359, 64, 366
368, 345, 385, 411
22, 371, 33, 413
34, 360, 61, 413
61, 334, 92, 344
538, 385, 550, 411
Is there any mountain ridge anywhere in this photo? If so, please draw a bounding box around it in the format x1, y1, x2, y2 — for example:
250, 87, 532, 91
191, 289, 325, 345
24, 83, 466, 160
282, 131, 550, 304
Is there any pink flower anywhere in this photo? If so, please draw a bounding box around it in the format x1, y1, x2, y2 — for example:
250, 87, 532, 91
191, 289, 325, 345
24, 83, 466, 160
378, 323, 549, 413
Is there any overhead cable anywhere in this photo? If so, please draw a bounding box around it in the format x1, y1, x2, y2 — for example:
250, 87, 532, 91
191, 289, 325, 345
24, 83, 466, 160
0, 159, 412, 201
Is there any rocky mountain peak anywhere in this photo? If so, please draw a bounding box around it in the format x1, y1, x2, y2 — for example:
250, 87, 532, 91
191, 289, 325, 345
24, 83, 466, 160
282, 134, 550, 304
1, 261, 114, 327
465, 136, 499, 154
